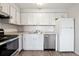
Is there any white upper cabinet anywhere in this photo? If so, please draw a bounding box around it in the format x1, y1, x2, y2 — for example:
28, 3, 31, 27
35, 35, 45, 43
21, 13, 56, 25
9, 6, 16, 24
21, 12, 68, 25
37, 13, 55, 25
21, 13, 38, 25
0, 3, 21, 25
26, 13, 36, 25
0, 3, 10, 15
9, 4, 20, 25
21, 13, 29, 25
16, 7, 21, 25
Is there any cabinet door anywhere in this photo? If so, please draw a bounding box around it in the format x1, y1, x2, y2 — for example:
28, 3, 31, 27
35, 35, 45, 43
31, 35, 38, 50
23, 34, 44, 50
21, 13, 29, 25
33, 34, 44, 50
27, 13, 36, 25
0, 3, 9, 15
37, 13, 49, 25
38, 13, 55, 25
18, 34, 23, 52
9, 6, 16, 24
50, 17, 56, 25
21, 13, 37, 25
16, 8, 20, 25
23, 34, 34, 50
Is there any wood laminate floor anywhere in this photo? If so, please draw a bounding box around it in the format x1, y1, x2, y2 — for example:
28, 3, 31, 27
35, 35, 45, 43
18, 50, 78, 56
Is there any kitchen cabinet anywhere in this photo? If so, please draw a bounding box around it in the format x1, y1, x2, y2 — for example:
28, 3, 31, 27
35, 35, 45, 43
21, 12, 68, 25
9, 6, 16, 24
0, 3, 21, 25
25, 13, 36, 25
21, 13, 29, 25
0, 3, 10, 15
21, 13, 56, 25
16, 7, 21, 25
21, 13, 37, 25
9, 4, 20, 25
37, 13, 56, 25
50, 17, 56, 25
23, 34, 44, 50
36, 13, 49, 25
18, 34, 23, 52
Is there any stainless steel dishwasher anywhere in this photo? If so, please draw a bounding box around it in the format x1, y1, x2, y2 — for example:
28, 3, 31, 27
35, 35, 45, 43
44, 34, 56, 50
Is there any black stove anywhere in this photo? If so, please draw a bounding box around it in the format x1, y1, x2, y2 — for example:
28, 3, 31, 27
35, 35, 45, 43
0, 29, 19, 56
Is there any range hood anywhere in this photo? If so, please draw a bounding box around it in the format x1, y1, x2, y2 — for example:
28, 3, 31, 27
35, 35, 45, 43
0, 11, 11, 19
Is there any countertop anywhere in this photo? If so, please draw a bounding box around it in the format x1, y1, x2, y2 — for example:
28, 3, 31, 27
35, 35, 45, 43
4, 31, 57, 35
4, 32, 23, 35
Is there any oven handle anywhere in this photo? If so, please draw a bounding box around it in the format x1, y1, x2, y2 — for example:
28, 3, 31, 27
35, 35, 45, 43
0, 37, 19, 46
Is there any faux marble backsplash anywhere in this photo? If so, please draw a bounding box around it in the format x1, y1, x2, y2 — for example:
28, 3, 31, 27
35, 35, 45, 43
23, 26, 56, 33
0, 23, 18, 33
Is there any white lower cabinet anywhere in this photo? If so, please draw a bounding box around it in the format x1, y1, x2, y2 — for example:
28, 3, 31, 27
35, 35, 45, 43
18, 34, 23, 52
23, 34, 44, 50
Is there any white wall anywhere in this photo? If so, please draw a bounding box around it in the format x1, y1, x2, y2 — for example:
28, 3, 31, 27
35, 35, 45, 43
67, 4, 79, 55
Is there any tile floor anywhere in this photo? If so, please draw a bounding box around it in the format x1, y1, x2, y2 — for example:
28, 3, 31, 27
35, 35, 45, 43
18, 50, 78, 56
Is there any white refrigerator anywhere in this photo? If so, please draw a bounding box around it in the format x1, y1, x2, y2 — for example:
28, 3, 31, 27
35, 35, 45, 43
56, 18, 74, 52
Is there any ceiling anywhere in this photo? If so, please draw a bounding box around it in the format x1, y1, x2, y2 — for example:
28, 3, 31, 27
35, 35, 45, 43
15, 3, 78, 9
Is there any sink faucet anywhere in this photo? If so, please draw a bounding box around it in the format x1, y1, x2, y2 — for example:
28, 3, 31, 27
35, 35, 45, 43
34, 30, 42, 34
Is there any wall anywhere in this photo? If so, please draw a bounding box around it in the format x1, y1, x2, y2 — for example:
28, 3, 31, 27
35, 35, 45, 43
67, 4, 79, 55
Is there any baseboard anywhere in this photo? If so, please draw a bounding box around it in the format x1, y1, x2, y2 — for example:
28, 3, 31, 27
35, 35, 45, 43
75, 51, 79, 55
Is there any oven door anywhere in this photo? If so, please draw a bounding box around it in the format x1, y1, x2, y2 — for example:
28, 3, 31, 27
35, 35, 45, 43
0, 38, 19, 56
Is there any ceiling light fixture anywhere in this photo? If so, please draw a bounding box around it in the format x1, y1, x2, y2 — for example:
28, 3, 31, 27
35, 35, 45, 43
36, 2, 44, 6
34, 0, 45, 6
